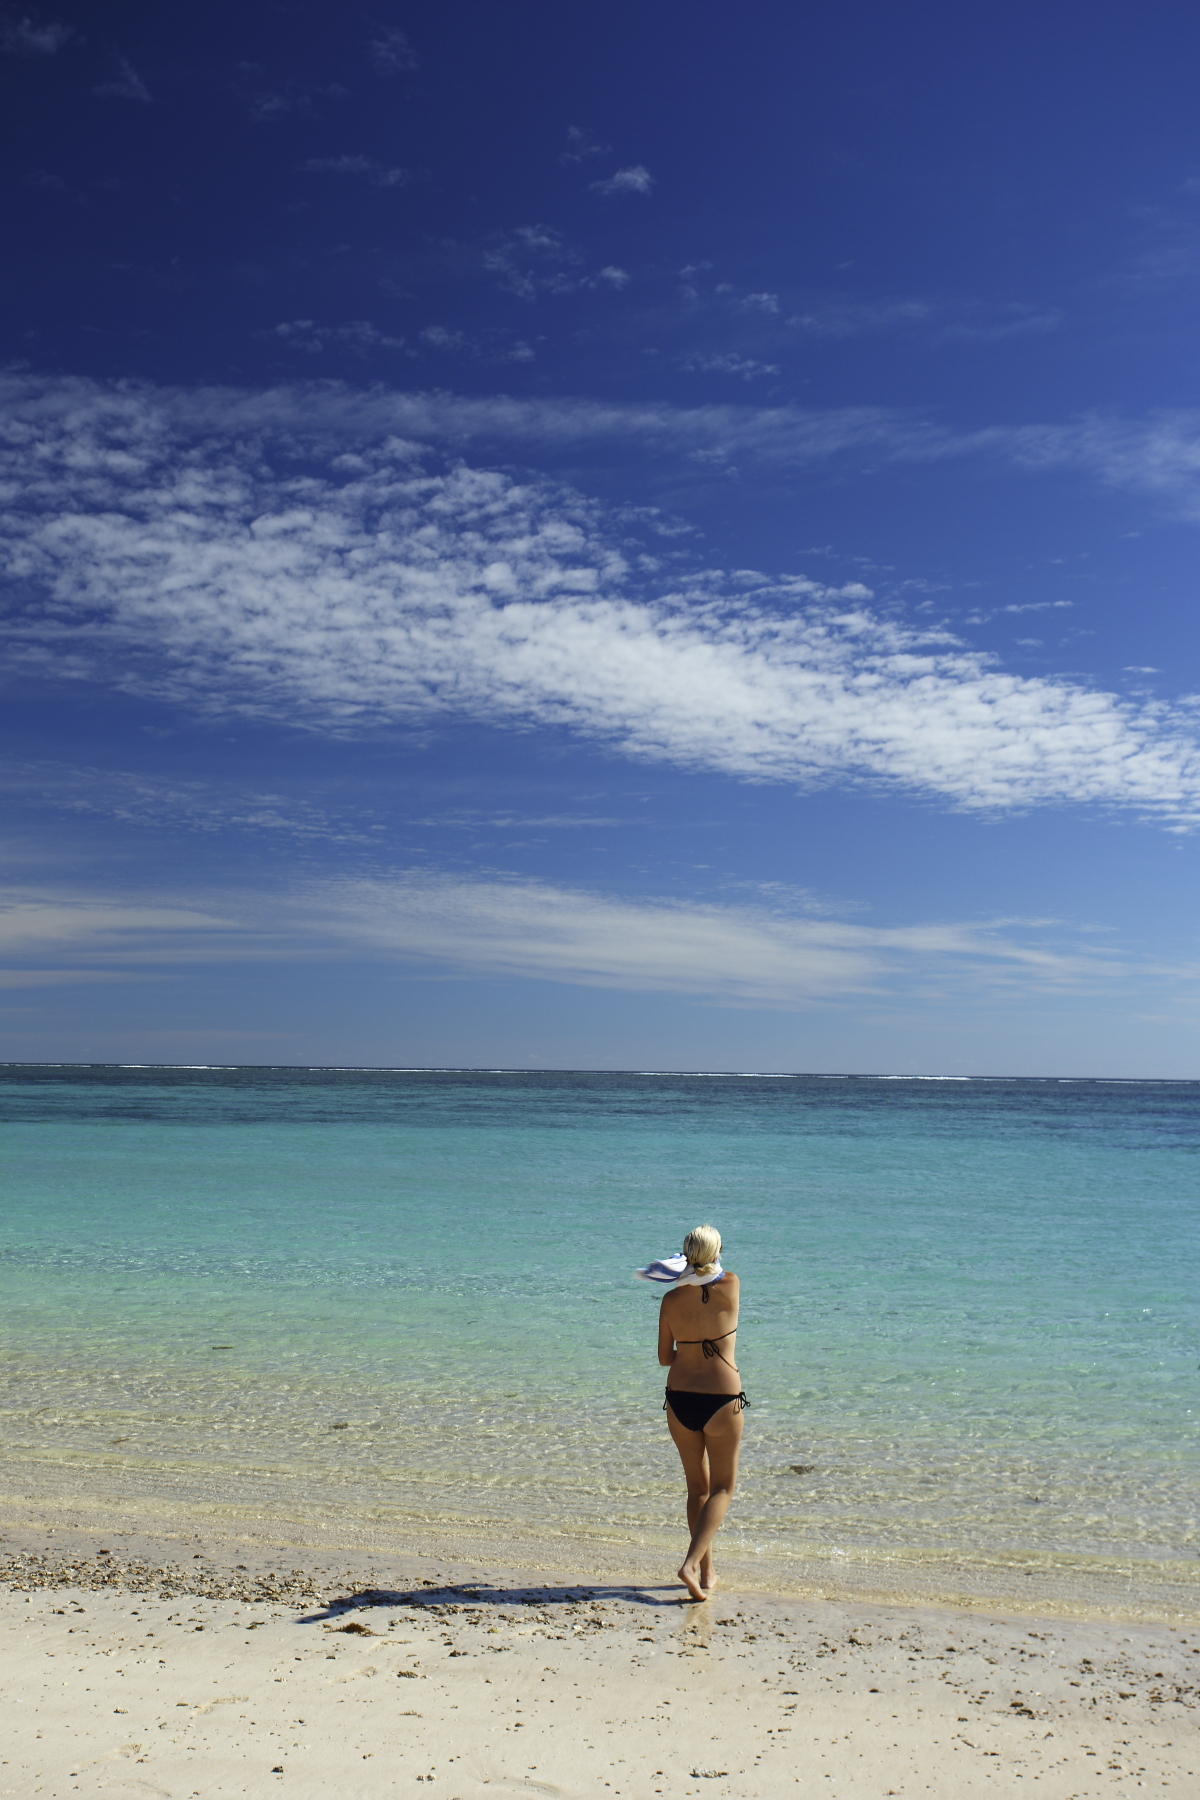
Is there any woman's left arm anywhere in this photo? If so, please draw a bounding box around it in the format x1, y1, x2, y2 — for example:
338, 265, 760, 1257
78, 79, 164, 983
658, 1298, 677, 1368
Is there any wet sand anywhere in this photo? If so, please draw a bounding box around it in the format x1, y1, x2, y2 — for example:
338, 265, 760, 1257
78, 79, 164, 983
1, 1526, 1196, 1799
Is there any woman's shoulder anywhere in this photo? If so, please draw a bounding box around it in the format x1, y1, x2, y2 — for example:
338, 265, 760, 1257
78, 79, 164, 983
661, 1270, 739, 1305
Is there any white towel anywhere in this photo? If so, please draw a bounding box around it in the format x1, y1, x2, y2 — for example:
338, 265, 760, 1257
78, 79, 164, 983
633, 1254, 724, 1288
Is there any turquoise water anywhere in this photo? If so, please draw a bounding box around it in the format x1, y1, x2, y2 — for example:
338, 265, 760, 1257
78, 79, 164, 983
1, 1066, 1198, 1604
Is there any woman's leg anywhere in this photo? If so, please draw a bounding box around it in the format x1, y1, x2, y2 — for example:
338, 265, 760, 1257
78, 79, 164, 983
669, 1402, 743, 1600
666, 1404, 711, 1551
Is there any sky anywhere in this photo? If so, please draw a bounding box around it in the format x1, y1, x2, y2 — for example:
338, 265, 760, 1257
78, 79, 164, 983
2, 0, 1200, 1073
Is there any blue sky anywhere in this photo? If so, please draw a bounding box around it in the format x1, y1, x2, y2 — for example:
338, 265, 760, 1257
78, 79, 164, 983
3, 0, 1200, 1072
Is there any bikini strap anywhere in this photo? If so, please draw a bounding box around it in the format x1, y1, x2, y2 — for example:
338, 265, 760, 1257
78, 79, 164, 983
675, 1326, 738, 1368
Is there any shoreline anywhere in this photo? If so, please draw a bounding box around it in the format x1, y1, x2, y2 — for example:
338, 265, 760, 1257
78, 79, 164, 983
3, 1468, 1198, 1630
2, 1518, 1196, 1799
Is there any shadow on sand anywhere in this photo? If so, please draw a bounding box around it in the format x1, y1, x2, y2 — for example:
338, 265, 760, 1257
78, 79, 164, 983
298, 1580, 697, 1624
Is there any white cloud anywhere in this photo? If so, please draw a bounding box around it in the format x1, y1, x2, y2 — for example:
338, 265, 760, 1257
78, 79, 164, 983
1, 870, 1169, 1008
302, 154, 409, 187
242, 77, 347, 123
1, 14, 71, 54
0, 969, 122, 988
484, 225, 581, 298
941, 309, 1061, 343
420, 324, 467, 350
682, 272, 777, 313
93, 56, 150, 102
314, 872, 1128, 1002
483, 228, 627, 300
272, 319, 405, 355
682, 352, 782, 381
369, 27, 418, 74
737, 291, 779, 315
789, 298, 932, 335
418, 324, 536, 362
590, 165, 654, 196
786, 298, 1059, 341
0, 372, 946, 479
0, 890, 240, 961
176, 383, 1200, 525
315, 873, 881, 998
992, 413, 1200, 521
561, 126, 611, 164
3, 378, 1200, 826
0, 760, 381, 844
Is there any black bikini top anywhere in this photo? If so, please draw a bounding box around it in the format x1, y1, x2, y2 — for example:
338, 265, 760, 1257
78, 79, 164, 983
675, 1282, 738, 1365
675, 1327, 736, 1364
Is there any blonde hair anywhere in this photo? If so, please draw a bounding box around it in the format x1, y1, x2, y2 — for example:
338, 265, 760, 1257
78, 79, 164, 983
682, 1223, 722, 1276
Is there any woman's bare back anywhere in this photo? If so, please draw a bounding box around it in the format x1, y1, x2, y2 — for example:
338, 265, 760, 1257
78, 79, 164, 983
659, 1272, 740, 1393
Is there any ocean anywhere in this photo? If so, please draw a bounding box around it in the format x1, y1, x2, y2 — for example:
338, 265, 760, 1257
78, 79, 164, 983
2, 1065, 1197, 1616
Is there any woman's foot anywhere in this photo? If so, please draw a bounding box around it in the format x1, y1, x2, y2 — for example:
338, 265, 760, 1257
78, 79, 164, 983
677, 1559, 708, 1602
700, 1569, 717, 1593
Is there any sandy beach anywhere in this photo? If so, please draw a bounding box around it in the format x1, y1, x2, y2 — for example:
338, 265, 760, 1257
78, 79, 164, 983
2, 1524, 1196, 1800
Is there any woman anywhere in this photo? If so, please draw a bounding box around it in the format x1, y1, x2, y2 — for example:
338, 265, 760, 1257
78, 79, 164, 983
658, 1224, 748, 1601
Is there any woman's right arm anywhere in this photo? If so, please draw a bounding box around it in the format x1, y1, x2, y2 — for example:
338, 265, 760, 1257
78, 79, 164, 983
658, 1298, 677, 1368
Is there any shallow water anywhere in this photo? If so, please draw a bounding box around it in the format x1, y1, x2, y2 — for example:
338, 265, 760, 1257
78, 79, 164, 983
2, 1066, 1198, 1606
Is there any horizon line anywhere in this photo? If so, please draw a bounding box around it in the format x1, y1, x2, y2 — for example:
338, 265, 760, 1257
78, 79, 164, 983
1, 1062, 1196, 1083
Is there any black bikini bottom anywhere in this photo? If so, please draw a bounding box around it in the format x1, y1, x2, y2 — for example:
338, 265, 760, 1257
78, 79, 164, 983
664, 1388, 750, 1433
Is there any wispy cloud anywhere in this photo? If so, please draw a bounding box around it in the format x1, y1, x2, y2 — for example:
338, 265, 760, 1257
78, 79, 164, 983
0, 371, 916, 468
317, 873, 1133, 1002
413, 809, 626, 832
682, 352, 782, 381
0, 761, 382, 845
590, 165, 654, 196
482, 228, 628, 300
0, 889, 242, 964
484, 224, 581, 298
420, 324, 467, 350
294, 386, 1200, 523
561, 126, 611, 164
272, 319, 406, 355
0, 969, 123, 989
786, 297, 1060, 342
10, 373, 1200, 516
369, 26, 418, 75
3, 377, 1200, 826
788, 298, 933, 336
419, 324, 535, 362
25, 168, 69, 196
1, 13, 72, 55
991, 413, 1200, 518
302, 154, 409, 187
93, 56, 150, 103
681, 270, 1056, 343
0, 871, 1159, 1007
735, 291, 779, 315
240, 74, 347, 123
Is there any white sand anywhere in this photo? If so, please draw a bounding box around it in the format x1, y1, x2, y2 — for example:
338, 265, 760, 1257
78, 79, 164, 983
1, 1535, 1196, 1799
